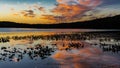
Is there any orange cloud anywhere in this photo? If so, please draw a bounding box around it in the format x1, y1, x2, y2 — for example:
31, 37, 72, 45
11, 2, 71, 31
9, 0, 102, 24
41, 15, 57, 20
51, 0, 102, 20
52, 4, 88, 18
40, 15, 58, 23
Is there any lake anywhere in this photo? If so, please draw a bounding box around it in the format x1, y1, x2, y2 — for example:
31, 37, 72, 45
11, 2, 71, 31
0, 28, 120, 68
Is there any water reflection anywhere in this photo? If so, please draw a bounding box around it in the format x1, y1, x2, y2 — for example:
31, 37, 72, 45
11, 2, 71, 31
0, 31, 120, 68
0, 44, 55, 62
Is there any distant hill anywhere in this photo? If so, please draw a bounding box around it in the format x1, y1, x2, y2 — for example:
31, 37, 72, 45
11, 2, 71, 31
0, 15, 120, 29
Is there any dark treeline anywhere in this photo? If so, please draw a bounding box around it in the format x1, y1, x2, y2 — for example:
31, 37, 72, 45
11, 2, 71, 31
0, 15, 120, 29
0, 32, 119, 43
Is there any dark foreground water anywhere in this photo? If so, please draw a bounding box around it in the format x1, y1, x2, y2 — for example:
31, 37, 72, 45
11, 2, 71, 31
0, 29, 120, 68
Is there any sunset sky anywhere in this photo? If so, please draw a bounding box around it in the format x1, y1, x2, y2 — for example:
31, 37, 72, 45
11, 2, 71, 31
0, 0, 120, 24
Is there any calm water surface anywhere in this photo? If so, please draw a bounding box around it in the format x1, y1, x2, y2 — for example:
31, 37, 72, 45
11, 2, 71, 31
0, 29, 120, 68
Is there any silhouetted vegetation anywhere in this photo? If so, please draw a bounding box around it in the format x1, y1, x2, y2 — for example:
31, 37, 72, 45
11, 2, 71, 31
0, 41, 86, 62
0, 15, 120, 29
99, 43, 120, 53
0, 31, 120, 62
0, 44, 55, 62
0, 31, 119, 43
